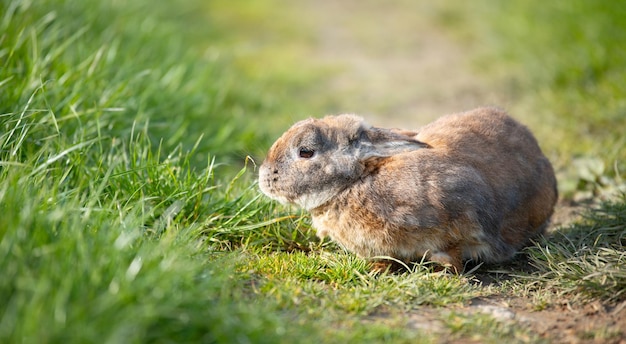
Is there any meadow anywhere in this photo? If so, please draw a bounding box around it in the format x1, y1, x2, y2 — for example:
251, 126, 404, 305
1, 0, 625, 343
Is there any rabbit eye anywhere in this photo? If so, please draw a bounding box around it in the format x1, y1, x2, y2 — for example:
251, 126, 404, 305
298, 148, 315, 159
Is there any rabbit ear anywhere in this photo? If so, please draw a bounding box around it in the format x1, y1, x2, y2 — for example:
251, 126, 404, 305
357, 127, 430, 161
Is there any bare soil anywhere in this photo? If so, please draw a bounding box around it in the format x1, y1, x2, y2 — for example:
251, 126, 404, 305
298, 0, 624, 342
467, 296, 626, 344
396, 297, 626, 344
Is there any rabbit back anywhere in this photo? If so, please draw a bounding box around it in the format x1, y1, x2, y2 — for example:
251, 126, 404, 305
415, 107, 557, 251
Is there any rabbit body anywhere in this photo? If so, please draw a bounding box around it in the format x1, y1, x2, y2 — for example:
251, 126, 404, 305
259, 107, 557, 272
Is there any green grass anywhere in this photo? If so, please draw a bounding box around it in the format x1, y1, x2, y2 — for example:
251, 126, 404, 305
2, 0, 626, 343
526, 197, 626, 302
0, 0, 319, 342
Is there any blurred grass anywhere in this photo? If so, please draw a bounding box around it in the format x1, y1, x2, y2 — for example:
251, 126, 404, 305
437, 0, 626, 198
0, 0, 319, 168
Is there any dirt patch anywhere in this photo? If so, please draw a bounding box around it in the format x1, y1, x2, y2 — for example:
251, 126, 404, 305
468, 296, 626, 343
366, 296, 626, 343
295, 0, 620, 342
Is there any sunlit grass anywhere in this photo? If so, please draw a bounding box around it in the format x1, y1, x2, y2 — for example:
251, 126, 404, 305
0, 0, 319, 342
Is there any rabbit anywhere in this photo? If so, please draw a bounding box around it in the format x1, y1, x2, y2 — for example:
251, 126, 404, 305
258, 107, 557, 273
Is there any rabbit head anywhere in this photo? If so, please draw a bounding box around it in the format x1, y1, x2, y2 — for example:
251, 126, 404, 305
258, 115, 427, 210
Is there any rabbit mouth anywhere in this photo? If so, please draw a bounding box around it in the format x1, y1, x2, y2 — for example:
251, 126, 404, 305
265, 193, 292, 206
258, 166, 278, 190
259, 180, 335, 211
258, 169, 293, 206
258, 177, 282, 201
258, 171, 337, 211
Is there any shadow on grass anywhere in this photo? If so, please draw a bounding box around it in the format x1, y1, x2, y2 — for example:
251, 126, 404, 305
468, 195, 626, 303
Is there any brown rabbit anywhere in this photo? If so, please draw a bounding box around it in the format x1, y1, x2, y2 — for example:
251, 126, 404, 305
259, 107, 557, 273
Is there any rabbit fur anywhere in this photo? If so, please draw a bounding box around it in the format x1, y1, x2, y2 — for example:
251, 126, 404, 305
259, 107, 557, 272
